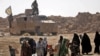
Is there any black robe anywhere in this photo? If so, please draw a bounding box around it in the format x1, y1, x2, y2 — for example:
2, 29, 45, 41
28, 38, 36, 54
94, 31, 100, 53
72, 33, 80, 54
81, 33, 92, 54
72, 33, 80, 46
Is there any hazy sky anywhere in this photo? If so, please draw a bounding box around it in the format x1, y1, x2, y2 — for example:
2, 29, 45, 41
0, 0, 100, 18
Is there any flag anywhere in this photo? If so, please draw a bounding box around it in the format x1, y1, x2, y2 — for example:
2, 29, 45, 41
5, 6, 12, 16
5, 6, 13, 28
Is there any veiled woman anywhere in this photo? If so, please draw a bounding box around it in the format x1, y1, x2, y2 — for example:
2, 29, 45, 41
81, 33, 92, 54
59, 38, 69, 56
94, 31, 100, 54
28, 38, 36, 54
21, 41, 32, 56
72, 33, 80, 47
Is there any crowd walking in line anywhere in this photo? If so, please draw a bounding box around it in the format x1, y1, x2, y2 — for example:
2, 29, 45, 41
9, 31, 100, 56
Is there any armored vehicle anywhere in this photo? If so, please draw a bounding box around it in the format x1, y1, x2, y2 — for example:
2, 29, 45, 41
8, 0, 58, 35
10, 9, 58, 35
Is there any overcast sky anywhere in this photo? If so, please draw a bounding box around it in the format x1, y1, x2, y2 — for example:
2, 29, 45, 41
0, 0, 100, 18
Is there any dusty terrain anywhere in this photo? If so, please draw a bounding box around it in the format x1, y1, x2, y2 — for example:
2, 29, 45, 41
0, 33, 100, 56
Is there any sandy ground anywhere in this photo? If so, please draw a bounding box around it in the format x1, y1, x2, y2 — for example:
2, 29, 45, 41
0, 33, 100, 56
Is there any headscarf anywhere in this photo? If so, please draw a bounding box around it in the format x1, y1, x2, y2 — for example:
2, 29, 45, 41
72, 33, 80, 46
58, 36, 63, 44
28, 38, 36, 54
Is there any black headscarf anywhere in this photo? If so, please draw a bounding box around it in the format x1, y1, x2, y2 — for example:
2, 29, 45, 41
72, 33, 80, 46
28, 38, 36, 54
58, 36, 63, 44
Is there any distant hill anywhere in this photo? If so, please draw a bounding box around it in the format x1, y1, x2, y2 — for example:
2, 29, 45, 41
0, 12, 100, 33
48, 12, 100, 33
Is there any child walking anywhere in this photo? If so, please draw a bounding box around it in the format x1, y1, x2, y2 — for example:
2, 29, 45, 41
49, 45, 54, 56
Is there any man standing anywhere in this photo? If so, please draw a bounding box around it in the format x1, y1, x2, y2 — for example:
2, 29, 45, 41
31, 0, 39, 15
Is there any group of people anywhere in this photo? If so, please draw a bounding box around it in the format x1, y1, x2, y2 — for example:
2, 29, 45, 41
20, 37, 48, 56
70, 31, 100, 56
70, 33, 92, 56
9, 31, 100, 56
19, 35, 69, 56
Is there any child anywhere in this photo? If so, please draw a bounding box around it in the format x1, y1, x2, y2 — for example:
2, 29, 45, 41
9, 45, 16, 56
49, 45, 54, 56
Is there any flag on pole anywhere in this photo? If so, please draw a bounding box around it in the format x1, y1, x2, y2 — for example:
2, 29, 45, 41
5, 6, 12, 16
5, 6, 13, 28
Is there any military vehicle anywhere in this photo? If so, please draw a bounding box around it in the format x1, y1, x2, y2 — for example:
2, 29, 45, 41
9, 9, 58, 35
8, 0, 58, 35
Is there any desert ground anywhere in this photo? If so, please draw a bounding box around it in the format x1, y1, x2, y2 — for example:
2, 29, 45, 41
0, 33, 100, 56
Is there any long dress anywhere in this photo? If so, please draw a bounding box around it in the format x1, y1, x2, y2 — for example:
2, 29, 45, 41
21, 41, 32, 56
94, 31, 100, 53
42, 38, 48, 56
36, 41, 44, 56
81, 33, 92, 54
59, 39, 69, 56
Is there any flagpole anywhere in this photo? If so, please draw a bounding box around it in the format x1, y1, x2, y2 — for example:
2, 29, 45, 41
5, 6, 13, 28
9, 6, 13, 35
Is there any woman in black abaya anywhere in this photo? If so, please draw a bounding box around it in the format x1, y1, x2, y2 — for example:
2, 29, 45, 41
94, 31, 100, 54
81, 33, 92, 54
